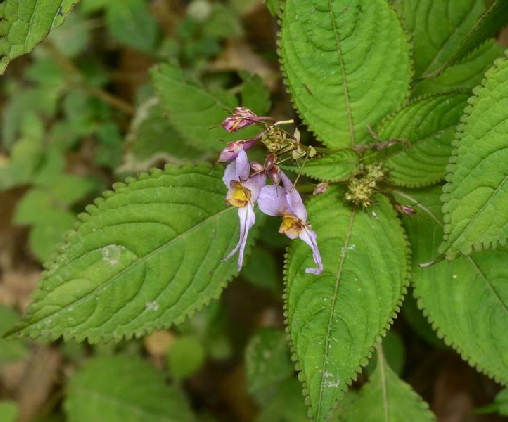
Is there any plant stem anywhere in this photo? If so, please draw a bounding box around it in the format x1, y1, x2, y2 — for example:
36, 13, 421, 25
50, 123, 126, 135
43, 40, 135, 116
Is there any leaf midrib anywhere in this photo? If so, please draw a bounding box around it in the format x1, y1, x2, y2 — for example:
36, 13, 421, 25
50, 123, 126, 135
420, 1, 478, 77
328, 0, 355, 147
316, 210, 356, 421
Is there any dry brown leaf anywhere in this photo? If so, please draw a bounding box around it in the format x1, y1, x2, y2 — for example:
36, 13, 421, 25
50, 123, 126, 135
0, 270, 40, 311
144, 330, 175, 358
209, 40, 278, 90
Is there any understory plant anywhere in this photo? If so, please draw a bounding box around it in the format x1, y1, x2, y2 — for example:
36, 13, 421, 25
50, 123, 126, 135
2, 0, 508, 421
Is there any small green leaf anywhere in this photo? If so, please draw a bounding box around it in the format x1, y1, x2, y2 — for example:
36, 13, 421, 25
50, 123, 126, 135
246, 328, 294, 406
105, 0, 159, 53
48, 8, 89, 57
440, 54, 508, 258
256, 378, 309, 422
365, 331, 405, 377
283, 151, 359, 183
167, 335, 206, 380
338, 345, 436, 422
264, 0, 283, 17
279, 0, 412, 148
395, 187, 508, 385
0, 305, 29, 365
0, 402, 18, 422
65, 356, 196, 422
152, 63, 255, 152
0, 0, 80, 74
429, 0, 508, 78
493, 389, 508, 416
7, 164, 261, 342
240, 72, 271, 117
412, 41, 503, 96
378, 93, 469, 188
285, 189, 409, 421
121, 97, 205, 172
399, 0, 485, 78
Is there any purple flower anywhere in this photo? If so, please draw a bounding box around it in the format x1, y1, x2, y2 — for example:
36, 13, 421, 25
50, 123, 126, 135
223, 150, 266, 271
221, 107, 273, 132
258, 172, 323, 275
218, 139, 257, 163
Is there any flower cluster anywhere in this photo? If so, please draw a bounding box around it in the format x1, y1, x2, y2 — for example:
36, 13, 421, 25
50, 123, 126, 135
218, 107, 323, 275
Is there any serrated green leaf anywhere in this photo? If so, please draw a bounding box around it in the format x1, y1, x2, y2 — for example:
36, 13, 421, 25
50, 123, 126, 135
246, 328, 294, 406
0, 305, 29, 364
0, 402, 18, 422
378, 93, 469, 188
121, 97, 206, 172
167, 335, 206, 380
7, 165, 261, 342
429, 0, 508, 78
65, 356, 196, 422
440, 54, 508, 258
256, 378, 309, 422
29, 211, 77, 262
395, 187, 508, 385
401, 292, 445, 348
399, 0, 485, 78
283, 151, 359, 183
0, 117, 44, 190
285, 189, 409, 421
412, 40, 503, 96
240, 72, 271, 117
48, 8, 89, 57
152, 63, 258, 152
493, 389, 508, 416
279, 0, 412, 148
0, 0, 80, 74
264, 0, 283, 17
105, 0, 159, 53
338, 345, 436, 422
365, 331, 405, 377
202, 4, 243, 38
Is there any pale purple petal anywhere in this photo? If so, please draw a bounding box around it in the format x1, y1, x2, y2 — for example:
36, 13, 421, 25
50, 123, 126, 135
258, 185, 289, 216
223, 160, 238, 188
244, 173, 266, 202
280, 172, 307, 221
299, 228, 323, 275
235, 150, 250, 181
222, 203, 256, 271
218, 139, 257, 163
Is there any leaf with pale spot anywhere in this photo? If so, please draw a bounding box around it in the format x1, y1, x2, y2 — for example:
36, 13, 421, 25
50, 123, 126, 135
6, 164, 262, 342
285, 189, 409, 421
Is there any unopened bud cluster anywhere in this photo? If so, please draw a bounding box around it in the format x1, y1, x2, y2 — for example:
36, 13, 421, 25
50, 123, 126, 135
345, 165, 385, 208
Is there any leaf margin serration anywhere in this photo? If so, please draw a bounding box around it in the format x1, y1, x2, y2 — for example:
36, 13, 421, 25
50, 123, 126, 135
282, 189, 411, 420
439, 52, 508, 259
6, 162, 259, 344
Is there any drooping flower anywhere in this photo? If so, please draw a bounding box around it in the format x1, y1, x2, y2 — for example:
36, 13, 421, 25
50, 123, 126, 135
221, 107, 273, 132
223, 150, 266, 271
257, 172, 323, 275
218, 138, 257, 162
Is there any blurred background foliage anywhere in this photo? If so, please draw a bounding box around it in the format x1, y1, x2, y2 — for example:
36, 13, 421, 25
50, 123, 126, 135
0, 1, 507, 421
